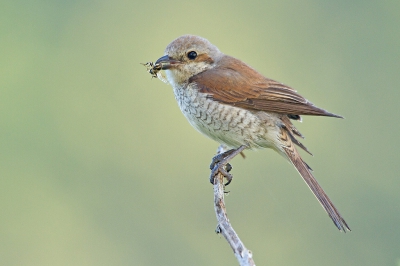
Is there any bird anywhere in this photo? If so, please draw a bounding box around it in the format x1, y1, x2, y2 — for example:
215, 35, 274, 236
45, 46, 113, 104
150, 35, 350, 232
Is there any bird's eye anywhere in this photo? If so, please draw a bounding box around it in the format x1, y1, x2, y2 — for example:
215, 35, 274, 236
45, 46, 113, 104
187, 51, 197, 60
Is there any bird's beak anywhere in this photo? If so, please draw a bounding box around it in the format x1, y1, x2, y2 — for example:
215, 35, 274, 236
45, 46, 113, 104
155, 55, 181, 70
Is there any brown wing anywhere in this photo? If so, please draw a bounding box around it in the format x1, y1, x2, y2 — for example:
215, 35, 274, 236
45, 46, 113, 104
189, 55, 342, 118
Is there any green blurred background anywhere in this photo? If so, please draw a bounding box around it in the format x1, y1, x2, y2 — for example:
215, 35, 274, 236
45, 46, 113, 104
1, 0, 400, 265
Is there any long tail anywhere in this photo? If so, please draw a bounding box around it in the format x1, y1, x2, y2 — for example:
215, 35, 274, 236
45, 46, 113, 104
279, 129, 350, 232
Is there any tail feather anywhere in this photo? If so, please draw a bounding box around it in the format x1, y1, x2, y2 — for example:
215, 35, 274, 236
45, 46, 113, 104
280, 116, 311, 155
280, 131, 350, 232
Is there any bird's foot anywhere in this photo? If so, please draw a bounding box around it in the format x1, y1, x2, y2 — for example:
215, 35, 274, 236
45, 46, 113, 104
209, 145, 247, 186
210, 162, 233, 186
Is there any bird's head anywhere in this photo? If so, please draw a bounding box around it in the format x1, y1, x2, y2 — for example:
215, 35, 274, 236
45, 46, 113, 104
155, 35, 222, 86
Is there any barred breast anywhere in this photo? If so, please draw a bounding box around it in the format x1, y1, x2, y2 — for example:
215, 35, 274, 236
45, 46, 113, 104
172, 84, 280, 150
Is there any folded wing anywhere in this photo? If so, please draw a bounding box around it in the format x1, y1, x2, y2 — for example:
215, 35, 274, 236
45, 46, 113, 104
189, 55, 342, 118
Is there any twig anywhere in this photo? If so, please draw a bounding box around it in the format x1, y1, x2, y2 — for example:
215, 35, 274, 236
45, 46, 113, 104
213, 172, 256, 266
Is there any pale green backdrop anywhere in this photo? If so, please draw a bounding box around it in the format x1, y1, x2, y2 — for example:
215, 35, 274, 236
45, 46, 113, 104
1, 0, 400, 265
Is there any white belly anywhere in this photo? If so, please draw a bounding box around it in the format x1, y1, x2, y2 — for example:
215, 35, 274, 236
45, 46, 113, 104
172, 84, 279, 150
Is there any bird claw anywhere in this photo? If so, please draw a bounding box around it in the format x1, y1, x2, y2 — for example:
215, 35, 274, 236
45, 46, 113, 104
225, 163, 232, 172
209, 145, 247, 186
209, 153, 234, 186
209, 153, 224, 170
210, 157, 232, 172
210, 163, 233, 186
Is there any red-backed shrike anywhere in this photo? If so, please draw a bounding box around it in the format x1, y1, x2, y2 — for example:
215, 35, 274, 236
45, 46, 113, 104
149, 35, 350, 232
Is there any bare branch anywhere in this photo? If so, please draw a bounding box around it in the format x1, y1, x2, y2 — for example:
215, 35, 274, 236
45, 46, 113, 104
213, 172, 256, 266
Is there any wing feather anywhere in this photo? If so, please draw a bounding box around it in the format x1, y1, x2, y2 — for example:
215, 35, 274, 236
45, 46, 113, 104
189, 55, 342, 118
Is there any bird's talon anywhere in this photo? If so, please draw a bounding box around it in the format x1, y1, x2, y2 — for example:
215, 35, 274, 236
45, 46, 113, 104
208, 147, 247, 185
224, 176, 233, 186
225, 163, 232, 172
209, 163, 233, 185
209, 153, 224, 170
